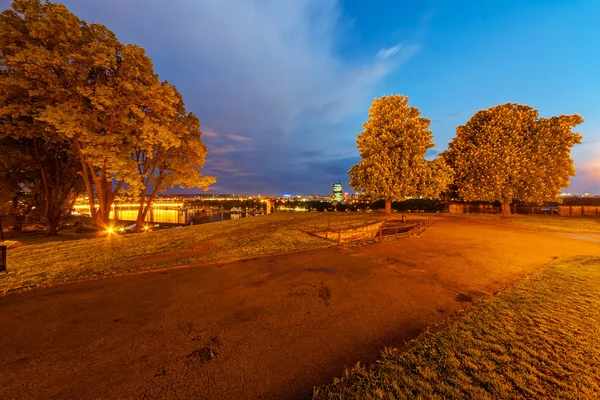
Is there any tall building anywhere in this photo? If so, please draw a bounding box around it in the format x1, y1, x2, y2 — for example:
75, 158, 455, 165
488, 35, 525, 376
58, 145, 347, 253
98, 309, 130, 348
332, 182, 343, 202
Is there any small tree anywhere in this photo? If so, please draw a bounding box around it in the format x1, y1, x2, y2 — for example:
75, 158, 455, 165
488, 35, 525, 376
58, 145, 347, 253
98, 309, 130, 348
132, 91, 216, 231
447, 103, 583, 215
349, 95, 452, 214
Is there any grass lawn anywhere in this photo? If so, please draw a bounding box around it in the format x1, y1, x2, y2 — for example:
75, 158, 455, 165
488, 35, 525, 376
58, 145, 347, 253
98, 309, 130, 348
447, 214, 600, 234
0, 212, 381, 295
314, 256, 600, 399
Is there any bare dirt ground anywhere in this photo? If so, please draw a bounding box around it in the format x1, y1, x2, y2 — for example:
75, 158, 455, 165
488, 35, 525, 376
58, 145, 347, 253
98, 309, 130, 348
1, 217, 598, 399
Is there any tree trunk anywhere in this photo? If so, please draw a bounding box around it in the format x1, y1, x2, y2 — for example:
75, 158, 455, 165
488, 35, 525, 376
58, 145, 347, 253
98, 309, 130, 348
44, 203, 60, 237
135, 191, 160, 232
34, 140, 58, 237
94, 179, 114, 229
10, 197, 23, 233
135, 173, 163, 233
0, 219, 4, 240
385, 200, 392, 214
46, 219, 59, 236
501, 202, 511, 216
78, 154, 97, 223
134, 197, 146, 232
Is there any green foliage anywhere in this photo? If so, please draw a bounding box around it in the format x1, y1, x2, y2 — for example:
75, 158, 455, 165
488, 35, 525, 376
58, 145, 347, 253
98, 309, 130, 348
349, 95, 453, 204
446, 103, 583, 205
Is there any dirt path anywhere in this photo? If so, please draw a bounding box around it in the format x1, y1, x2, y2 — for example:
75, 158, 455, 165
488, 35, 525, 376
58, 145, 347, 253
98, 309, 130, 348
1, 218, 598, 399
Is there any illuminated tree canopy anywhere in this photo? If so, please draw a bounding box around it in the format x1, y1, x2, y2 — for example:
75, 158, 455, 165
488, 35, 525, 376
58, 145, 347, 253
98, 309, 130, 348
445, 103, 583, 215
0, 0, 215, 232
349, 95, 453, 214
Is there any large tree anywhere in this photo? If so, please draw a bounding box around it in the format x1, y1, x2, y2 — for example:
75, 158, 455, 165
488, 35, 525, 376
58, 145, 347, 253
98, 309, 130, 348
349, 95, 453, 214
0, 0, 91, 234
1, 0, 214, 230
446, 103, 583, 215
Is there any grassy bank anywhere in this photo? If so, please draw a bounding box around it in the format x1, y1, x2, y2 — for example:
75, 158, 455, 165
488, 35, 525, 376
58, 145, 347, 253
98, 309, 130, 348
1, 213, 376, 295
314, 256, 600, 399
447, 214, 600, 234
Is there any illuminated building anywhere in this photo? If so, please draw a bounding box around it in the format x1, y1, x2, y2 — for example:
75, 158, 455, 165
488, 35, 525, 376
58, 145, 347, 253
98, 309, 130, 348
332, 182, 343, 202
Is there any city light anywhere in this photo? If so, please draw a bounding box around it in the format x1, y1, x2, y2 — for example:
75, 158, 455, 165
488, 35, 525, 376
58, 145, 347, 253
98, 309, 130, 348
333, 182, 343, 202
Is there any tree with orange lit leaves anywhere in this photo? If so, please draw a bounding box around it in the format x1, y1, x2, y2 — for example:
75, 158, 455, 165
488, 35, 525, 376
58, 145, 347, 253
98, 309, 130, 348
0, 1, 85, 235
446, 103, 583, 215
0, 0, 215, 231
131, 89, 215, 232
349, 95, 453, 214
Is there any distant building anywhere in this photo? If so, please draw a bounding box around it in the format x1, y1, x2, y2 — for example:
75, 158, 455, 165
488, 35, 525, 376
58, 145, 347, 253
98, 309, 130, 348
332, 182, 343, 202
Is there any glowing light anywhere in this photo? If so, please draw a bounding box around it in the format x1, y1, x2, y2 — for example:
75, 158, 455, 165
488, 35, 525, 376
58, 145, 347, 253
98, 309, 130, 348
119, 227, 125, 233
106, 227, 115, 235
143, 225, 150, 231
73, 203, 184, 209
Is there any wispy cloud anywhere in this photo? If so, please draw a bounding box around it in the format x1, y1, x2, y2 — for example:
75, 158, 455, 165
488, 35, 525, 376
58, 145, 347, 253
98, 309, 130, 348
377, 45, 402, 60
571, 163, 600, 194
431, 112, 463, 122
60, 0, 420, 194
377, 43, 420, 63
202, 130, 219, 138
226, 134, 253, 142
209, 145, 244, 155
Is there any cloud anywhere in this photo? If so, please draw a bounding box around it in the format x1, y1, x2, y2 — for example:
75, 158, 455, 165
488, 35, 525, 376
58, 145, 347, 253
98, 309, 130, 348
202, 130, 219, 138
209, 145, 243, 155
226, 134, 253, 142
431, 112, 463, 122
377, 45, 401, 60
445, 112, 462, 118
376, 43, 420, 62
153, 0, 407, 135
425, 148, 440, 159
571, 161, 600, 194
57, 0, 419, 194
305, 156, 360, 177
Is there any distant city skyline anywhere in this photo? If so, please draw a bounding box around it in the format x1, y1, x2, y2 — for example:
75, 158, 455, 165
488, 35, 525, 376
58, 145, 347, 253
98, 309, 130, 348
3, 0, 598, 196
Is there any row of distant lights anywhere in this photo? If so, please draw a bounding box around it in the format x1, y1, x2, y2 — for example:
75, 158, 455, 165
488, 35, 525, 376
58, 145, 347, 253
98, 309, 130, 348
105, 225, 151, 235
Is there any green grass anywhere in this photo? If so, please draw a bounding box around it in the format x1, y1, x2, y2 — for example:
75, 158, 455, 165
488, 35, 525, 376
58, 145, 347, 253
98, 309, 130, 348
0, 213, 377, 295
447, 214, 600, 234
314, 256, 600, 399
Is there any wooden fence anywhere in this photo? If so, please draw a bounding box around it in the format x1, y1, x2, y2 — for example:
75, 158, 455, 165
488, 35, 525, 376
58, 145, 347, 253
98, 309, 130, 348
558, 206, 600, 216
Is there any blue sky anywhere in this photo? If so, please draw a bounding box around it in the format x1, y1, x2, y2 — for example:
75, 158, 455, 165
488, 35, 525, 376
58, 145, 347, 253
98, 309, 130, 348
3, 0, 599, 195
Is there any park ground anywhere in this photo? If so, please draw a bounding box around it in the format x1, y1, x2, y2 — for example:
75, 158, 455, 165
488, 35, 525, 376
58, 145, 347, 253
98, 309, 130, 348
0, 214, 599, 398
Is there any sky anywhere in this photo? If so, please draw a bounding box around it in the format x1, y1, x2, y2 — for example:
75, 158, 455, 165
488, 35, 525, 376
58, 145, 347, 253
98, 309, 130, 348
2, 0, 599, 195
